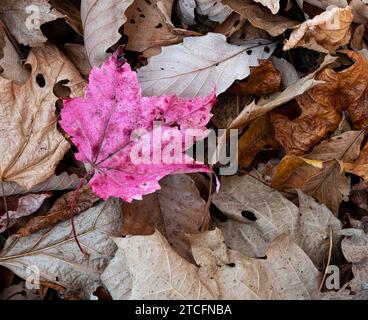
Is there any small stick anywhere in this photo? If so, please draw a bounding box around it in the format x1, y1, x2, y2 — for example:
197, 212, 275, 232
319, 225, 333, 291
0, 179, 9, 228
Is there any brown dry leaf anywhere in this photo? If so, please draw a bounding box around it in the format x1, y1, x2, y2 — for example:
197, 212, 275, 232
340, 228, 368, 293
0, 45, 85, 190
351, 25, 365, 50
125, 0, 199, 56
122, 174, 209, 262
283, 7, 353, 53
252, 0, 280, 14
272, 51, 368, 155
0, 172, 80, 197
349, 0, 368, 25
64, 44, 92, 78
238, 115, 280, 168
343, 143, 368, 180
350, 180, 368, 212
17, 186, 99, 237
189, 230, 321, 299
81, 0, 134, 66
0, 25, 30, 84
222, 0, 298, 37
272, 131, 364, 214
212, 174, 341, 268
0, 0, 63, 47
103, 230, 216, 300
270, 56, 299, 88
228, 55, 336, 130
0, 199, 122, 299
51, 0, 83, 35
0, 282, 41, 300
214, 12, 246, 38
230, 60, 281, 96
0, 193, 51, 233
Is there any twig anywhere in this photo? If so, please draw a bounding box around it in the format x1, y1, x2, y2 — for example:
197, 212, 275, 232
319, 225, 333, 291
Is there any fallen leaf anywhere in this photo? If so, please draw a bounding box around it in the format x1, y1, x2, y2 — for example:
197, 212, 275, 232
63, 44, 92, 79
272, 51, 368, 155
122, 174, 209, 262
138, 33, 275, 97
104, 230, 216, 299
0, 172, 81, 197
16, 186, 100, 237
252, 0, 280, 14
343, 143, 368, 180
228, 55, 336, 130
270, 56, 299, 88
51, 0, 83, 35
0, 0, 63, 46
230, 60, 281, 95
0, 282, 40, 300
272, 131, 364, 214
81, 0, 134, 66
0, 193, 51, 233
0, 45, 85, 189
214, 12, 247, 37
222, 0, 298, 37
0, 199, 122, 299
196, 0, 232, 23
283, 7, 353, 53
60, 54, 215, 202
176, 0, 196, 26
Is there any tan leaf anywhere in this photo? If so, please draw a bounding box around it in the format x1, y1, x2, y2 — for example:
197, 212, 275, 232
189, 229, 321, 299
125, 0, 198, 56
228, 55, 336, 130
81, 0, 134, 66
0, 193, 51, 233
272, 51, 368, 155
0, 45, 85, 189
0, 0, 63, 47
252, 0, 280, 14
195, 0, 232, 23
51, 0, 83, 35
272, 131, 364, 214
104, 231, 216, 299
0, 172, 81, 197
343, 143, 368, 180
64, 44, 92, 78
16, 186, 100, 237
0, 199, 122, 299
283, 7, 353, 53
0, 25, 30, 84
222, 0, 298, 37
122, 174, 209, 263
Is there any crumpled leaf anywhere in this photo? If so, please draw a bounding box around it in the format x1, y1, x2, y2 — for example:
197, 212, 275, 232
0, 172, 81, 197
0, 45, 85, 190
0, 0, 63, 47
64, 44, 92, 78
196, 0, 232, 23
51, 0, 83, 35
0, 193, 51, 233
176, 0, 196, 26
252, 0, 280, 14
0, 199, 122, 299
189, 230, 321, 300
125, 0, 199, 57
272, 131, 364, 214
81, 0, 134, 66
0, 282, 40, 300
122, 174, 209, 262
222, 0, 298, 37
16, 186, 99, 237
212, 174, 341, 268
283, 6, 353, 53
103, 230, 216, 300
272, 51, 368, 155
102, 229, 321, 300
343, 143, 368, 180
138, 33, 275, 97
228, 55, 336, 130
60, 54, 216, 202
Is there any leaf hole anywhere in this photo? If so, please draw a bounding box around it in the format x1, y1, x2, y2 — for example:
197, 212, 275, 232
226, 263, 236, 267
155, 23, 163, 28
130, 19, 136, 24
246, 50, 253, 55
264, 46, 270, 53
36, 74, 46, 88
53, 79, 71, 98
241, 210, 257, 221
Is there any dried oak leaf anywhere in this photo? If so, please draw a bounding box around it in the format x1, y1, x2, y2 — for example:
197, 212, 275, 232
0, 0, 63, 47
222, 0, 298, 37
343, 142, 368, 180
230, 59, 281, 96
271, 131, 364, 214
0, 199, 122, 299
122, 174, 209, 263
272, 51, 368, 155
60, 54, 216, 202
0, 45, 85, 189
16, 186, 99, 237
283, 6, 353, 53
81, 0, 134, 66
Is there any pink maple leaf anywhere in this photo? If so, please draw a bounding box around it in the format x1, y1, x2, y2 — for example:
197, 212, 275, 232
60, 54, 216, 202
